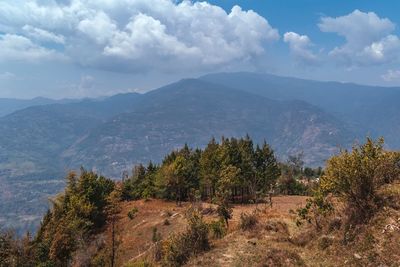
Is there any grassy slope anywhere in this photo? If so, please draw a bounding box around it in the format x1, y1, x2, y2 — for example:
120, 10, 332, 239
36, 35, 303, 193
82, 184, 400, 266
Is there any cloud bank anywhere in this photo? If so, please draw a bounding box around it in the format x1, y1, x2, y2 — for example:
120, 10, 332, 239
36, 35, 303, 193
0, 0, 279, 72
319, 10, 400, 66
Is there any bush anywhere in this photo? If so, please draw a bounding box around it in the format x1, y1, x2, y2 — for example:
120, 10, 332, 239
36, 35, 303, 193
128, 207, 139, 220
152, 227, 161, 243
321, 138, 400, 225
277, 171, 310, 196
216, 202, 232, 226
290, 230, 316, 247
166, 210, 173, 217
318, 236, 333, 250
296, 191, 333, 230
208, 220, 226, 239
161, 234, 187, 266
163, 219, 170, 226
239, 212, 258, 231
161, 210, 209, 266
265, 220, 289, 235
328, 217, 342, 232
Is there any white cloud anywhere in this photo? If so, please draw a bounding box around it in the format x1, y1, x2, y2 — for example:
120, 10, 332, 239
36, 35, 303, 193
362, 35, 400, 63
382, 69, 400, 82
0, 0, 279, 72
0, 34, 66, 62
77, 11, 117, 45
318, 10, 400, 66
22, 25, 65, 44
103, 13, 199, 60
283, 32, 318, 65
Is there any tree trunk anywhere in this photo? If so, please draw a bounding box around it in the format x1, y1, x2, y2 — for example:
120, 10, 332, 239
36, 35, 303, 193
111, 217, 115, 267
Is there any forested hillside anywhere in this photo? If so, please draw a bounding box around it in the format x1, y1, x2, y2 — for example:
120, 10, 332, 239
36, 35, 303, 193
1, 137, 399, 266
201, 72, 400, 148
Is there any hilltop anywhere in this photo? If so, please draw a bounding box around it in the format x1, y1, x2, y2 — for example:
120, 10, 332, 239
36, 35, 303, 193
1, 137, 399, 266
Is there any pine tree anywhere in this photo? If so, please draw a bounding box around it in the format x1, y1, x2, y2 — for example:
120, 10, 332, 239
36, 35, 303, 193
200, 137, 221, 200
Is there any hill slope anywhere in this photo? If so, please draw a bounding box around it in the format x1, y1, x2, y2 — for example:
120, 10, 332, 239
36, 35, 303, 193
0, 93, 142, 233
63, 79, 352, 176
201, 72, 400, 148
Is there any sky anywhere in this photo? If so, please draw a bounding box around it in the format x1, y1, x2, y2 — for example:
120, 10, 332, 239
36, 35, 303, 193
0, 0, 400, 99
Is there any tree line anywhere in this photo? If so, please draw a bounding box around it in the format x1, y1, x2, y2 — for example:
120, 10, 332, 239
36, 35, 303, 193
120, 136, 284, 205
121, 136, 321, 205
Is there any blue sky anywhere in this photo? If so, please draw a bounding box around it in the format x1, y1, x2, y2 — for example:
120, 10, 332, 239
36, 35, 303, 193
0, 0, 399, 99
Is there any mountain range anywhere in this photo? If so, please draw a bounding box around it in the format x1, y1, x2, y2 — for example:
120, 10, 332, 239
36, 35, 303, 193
1, 72, 399, 233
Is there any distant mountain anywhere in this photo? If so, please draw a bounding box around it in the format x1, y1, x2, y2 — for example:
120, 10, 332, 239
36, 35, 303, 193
0, 93, 142, 232
63, 79, 352, 176
200, 72, 400, 148
0, 97, 78, 117
0, 93, 142, 176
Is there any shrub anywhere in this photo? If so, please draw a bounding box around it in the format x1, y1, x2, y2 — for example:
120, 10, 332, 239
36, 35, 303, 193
161, 210, 209, 266
265, 220, 289, 235
321, 138, 400, 225
239, 212, 258, 231
216, 202, 232, 226
163, 219, 170, 226
328, 217, 342, 232
296, 190, 333, 230
152, 227, 161, 243
185, 210, 209, 252
318, 236, 333, 250
161, 234, 187, 266
208, 220, 226, 239
128, 207, 139, 220
277, 171, 310, 196
290, 230, 316, 247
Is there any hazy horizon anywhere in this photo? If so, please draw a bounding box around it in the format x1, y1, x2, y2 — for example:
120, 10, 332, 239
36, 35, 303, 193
3, 71, 400, 101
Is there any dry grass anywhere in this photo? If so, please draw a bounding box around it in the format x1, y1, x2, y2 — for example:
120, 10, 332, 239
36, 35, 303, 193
93, 188, 400, 266
114, 199, 190, 265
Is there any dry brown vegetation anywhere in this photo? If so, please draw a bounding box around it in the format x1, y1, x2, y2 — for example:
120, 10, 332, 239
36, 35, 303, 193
84, 196, 307, 266
84, 183, 400, 267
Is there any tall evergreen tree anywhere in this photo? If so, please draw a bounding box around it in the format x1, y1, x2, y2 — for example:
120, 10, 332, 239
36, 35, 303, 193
199, 137, 221, 199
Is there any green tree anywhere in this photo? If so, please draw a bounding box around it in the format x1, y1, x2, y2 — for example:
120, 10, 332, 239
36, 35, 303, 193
216, 165, 239, 225
199, 137, 221, 200
106, 189, 122, 267
238, 135, 256, 203
321, 137, 400, 224
254, 141, 281, 197
33, 169, 114, 266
